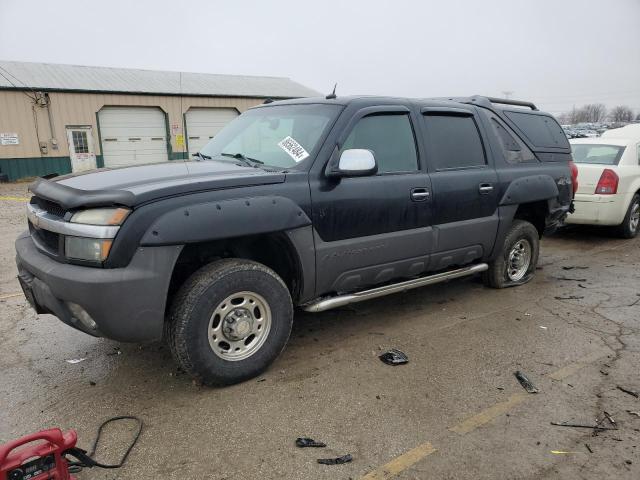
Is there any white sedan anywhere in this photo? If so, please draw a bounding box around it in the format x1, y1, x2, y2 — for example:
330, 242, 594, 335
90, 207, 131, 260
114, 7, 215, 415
566, 125, 640, 238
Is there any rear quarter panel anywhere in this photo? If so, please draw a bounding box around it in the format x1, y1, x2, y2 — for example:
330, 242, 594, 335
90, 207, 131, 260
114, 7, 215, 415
618, 146, 640, 195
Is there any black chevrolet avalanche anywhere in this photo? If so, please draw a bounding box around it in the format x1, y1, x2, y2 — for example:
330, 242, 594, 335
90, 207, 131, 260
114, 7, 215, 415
16, 95, 576, 385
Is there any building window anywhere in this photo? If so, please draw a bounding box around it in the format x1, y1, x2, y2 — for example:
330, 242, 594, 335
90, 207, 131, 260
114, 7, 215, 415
72, 131, 89, 154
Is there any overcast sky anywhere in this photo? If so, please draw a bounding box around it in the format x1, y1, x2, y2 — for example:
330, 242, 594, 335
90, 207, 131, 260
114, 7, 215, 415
1, 0, 639, 115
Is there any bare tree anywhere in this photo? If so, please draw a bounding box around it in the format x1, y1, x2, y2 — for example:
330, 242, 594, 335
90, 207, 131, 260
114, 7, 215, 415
559, 103, 616, 125
570, 106, 590, 124
580, 104, 607, 123
561, 106, 583, 124
609, 105, 634, 123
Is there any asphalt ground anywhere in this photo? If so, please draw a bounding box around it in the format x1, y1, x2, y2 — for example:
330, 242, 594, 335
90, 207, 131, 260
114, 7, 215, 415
1, 181, 639, 479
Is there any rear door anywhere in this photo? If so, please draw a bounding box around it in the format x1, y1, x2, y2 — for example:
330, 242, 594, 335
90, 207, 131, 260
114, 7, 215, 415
310, 106, 434, 294
420, 108, 499, 269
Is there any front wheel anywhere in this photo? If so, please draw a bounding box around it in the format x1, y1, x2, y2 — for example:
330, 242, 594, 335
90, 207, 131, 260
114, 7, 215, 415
166, 259, 293, 386
615, 194, 640, 239
484, 219, 540, 289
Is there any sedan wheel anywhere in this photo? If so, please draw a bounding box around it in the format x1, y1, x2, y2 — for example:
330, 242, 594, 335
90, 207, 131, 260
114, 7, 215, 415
616, 194, 640, 239
629, 200, 639, 233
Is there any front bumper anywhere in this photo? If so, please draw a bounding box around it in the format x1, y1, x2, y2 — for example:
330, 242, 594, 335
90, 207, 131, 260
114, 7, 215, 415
15, 232, 182, 342
565, 193, 627, 226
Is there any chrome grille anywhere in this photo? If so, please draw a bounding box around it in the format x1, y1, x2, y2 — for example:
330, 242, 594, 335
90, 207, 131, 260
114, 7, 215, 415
31, 197, 67, 218
29, 223, 60, 255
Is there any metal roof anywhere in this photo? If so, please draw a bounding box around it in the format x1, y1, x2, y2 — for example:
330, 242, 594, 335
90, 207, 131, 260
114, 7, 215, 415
0, 60, 320, 98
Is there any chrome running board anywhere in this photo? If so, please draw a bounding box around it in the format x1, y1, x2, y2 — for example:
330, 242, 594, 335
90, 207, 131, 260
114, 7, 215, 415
302, 263, 488, 313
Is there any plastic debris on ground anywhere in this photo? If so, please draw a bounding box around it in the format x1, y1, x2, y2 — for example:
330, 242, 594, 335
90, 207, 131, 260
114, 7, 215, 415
514, 370, 538, 393
296, 438, 327, 448
317, 454, 353, 465
379, 349, 409, 366
65, 358, 87, 364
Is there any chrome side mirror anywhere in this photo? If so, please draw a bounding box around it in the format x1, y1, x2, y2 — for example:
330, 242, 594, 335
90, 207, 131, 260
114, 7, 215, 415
329, 149, 377, 177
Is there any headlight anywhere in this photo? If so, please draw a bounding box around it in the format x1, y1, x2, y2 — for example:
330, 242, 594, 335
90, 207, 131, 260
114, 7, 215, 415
65, 236, 113, 262
70, 207, 130, 225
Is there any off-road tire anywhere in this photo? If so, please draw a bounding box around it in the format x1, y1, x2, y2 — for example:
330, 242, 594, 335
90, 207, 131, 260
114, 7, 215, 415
484, 219, 540, 289
615, 194, 640, 239
166, 259, 293, 386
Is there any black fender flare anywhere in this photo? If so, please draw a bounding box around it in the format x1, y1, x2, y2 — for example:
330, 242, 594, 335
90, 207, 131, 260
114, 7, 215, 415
499, 175, 559, 206
488, 175, 560, 261
139, 195, 311, 245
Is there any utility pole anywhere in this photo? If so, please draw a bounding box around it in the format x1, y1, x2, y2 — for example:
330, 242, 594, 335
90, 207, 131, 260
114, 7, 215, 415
502, 90, 514, 100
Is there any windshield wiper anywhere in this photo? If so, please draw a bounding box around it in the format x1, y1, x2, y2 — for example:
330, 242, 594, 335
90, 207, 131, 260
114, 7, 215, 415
220, 152, 264, 168
192, 152, 212, 161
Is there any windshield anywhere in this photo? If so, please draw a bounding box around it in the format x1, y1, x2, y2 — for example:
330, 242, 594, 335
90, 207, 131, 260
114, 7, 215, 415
571, 144, 626, 165
199, 104, 341, 169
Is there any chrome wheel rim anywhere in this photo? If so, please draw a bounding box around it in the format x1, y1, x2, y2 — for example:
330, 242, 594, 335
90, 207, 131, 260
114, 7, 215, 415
507, 239, 532, 281
208, 291, 271, 361
630, 201, 640, 233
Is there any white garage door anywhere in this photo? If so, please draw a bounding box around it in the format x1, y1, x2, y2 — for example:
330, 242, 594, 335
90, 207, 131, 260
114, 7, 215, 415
185, 108, 239, 156
98, 107, 168, 168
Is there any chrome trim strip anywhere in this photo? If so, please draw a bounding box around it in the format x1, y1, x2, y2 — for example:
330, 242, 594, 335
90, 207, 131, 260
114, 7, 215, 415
27, 203, 120, 239
303, 263, 488, 313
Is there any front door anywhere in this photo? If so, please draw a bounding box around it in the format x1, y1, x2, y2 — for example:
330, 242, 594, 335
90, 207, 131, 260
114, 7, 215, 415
66, 126, 97, 172
311, 107, 433, 295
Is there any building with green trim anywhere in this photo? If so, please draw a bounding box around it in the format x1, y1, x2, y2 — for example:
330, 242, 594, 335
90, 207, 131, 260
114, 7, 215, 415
0, 61, 319, 181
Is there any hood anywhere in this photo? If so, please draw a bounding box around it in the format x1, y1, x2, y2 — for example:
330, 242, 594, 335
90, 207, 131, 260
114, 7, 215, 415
30, 160, 286, 209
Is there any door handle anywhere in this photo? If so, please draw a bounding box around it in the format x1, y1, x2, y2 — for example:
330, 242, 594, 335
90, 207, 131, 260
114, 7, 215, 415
411, 188, 430, 202
479, 183, 494, 194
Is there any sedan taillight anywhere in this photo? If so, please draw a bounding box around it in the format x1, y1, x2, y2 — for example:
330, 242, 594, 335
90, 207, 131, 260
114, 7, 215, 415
595, 168, 619, 195
569, 161, 579, 197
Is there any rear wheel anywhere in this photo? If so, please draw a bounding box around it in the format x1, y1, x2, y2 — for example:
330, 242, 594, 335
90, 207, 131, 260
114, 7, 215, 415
615, 194, 640, 239
166, 259, 293, 386
484, 219, 540, 289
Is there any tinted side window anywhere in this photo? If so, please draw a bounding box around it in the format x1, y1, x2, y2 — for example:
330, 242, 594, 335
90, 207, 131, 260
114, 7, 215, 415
342, 114, 418, 173
423, 114, 486, 170
486, 114, 537, 164
503, 110, 570, 149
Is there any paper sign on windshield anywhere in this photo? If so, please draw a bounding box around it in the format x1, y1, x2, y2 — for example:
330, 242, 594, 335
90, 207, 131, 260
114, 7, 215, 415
278, 136, 309, 162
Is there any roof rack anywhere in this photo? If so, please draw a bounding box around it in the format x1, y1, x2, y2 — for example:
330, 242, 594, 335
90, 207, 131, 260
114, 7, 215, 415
486, 97, 538, 111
